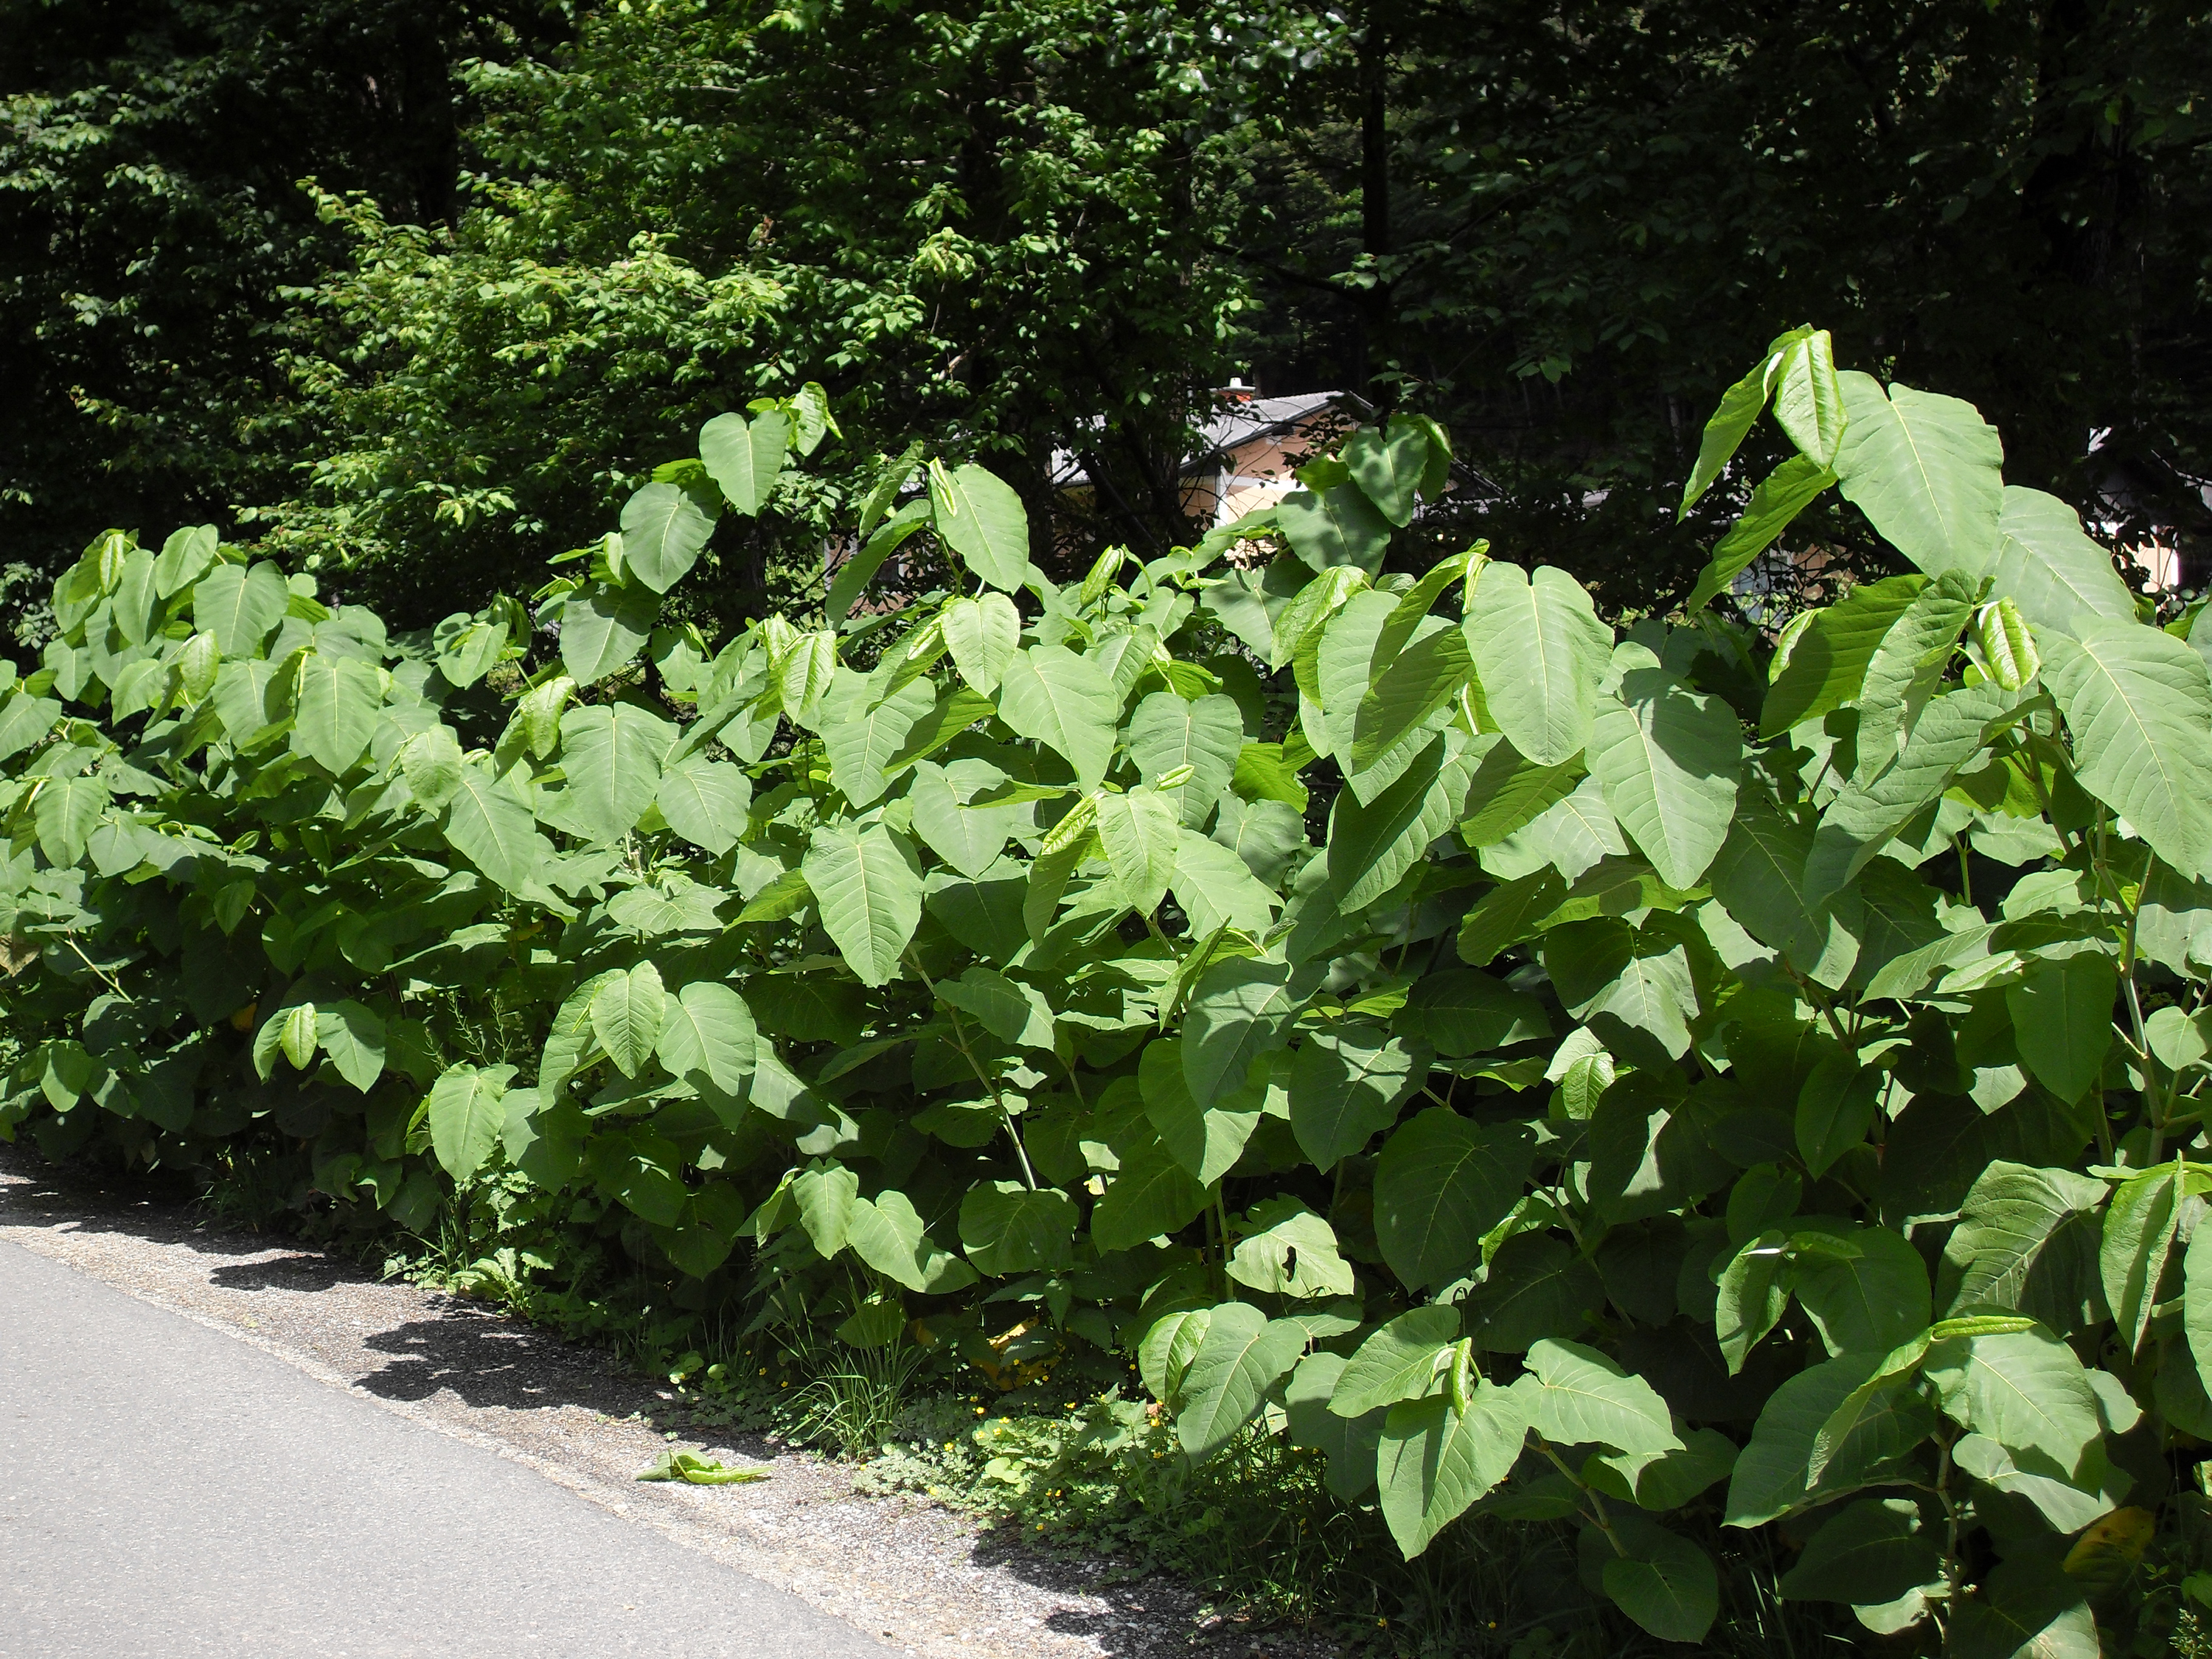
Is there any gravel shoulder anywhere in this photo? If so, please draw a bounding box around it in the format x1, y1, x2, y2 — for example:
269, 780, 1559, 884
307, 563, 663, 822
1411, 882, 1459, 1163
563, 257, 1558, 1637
0, 1147, 1306, 1659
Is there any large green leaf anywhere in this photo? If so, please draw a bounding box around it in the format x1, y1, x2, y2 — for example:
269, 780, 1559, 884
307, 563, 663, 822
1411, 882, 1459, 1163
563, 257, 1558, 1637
1803, 681, 2013, 909
996, 645, 1117, 788
2003, 953, 2116, 1104
791, 1161, 859, 1256
34, 774, 108, 867
1093, 786, 1181, 916
0, 692, 60, 763
940, 591, 1021, 695
888, 686, 995, 771
1984, 487, 2135, 636
2042, 618, 2212, 880
1926, 1324, 2101, 1478
1214, 793, 1307, 880
192, 560, 289, 658
559, 581, 661, 685
1759, 574, 1927, 738
1394, 969, 1548, 1059
801, 821, 924, 987
959, 1180, 1077, 1276
1942, 1161, 2110, 1332
1548, 924, 1697, 1066
1228, 1198, 1354, 1298
2101, 1162, 2191, 1360
1377, 1381, 1533, 1557
619, 481, 717, 594
1141, 1307, 1215, 1402
846, 1188, 976, 1294
1126, 691, 1242, 824
1456, 734, 1583, 846
1349, 620, 1472, 786
1586, 668, 1742, 888
1832, 373, 2005, 577
558, 702, 673, 845
929, 462, 1030, 591
290, 654, 381, 775
1776, 1498, 1941, 1607
938, 965, 1054, 1049
1583, 1429, 1738, 1512
441, 759, 546, 893
908, 761, 1029, 878
1279, 482, 1392, 575
2187, 1218, 2212, 1388
314, 1000, 386, 1094
1679, 331, 1800, 513
1463, 563, 1613, 766
1520, 1338, 1682, 1455
1288, 1025, 1430, 1170
1168, 830, 1280, 936
1600, 1520, 1718, 1644
1790, 1225, 1931, 1357
1795, 1051, 1880, 1178
1284, 1352, 1385, 1500
1946, 1554, 2098, 1659
655, 981, 756, 1096
655, 756, 753, 855
1175, 1302, 1310, 1462
1724, 1353, 1885, 1526
1849, 571, 1975, 783
591, 960, 667, 1079
1683, 455, 1836, 613
1772, 327, 1846, 464
1314, 589, 1397, 762
1373, 1107, 1534, 1290
1343, 417, 1433, 526
699, 408, 790, 518
827, 500, 928, 621
1182, 956, 1300, 1102
822, 677, 933, 808
153, 523, 218, 598
1708, 801, 1849, 982
428, 1062, 513, 1180
1090, 1136, 1212, 1252
1330, 1307, 1461, 1416
1950, 1433, 2114, 1535
1325, 733, 1477, 910
1464, 1233, 1604, 1352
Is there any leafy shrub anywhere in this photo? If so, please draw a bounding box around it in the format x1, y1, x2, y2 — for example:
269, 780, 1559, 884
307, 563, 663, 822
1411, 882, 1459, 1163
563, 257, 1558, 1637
4, 327, 2211, 1650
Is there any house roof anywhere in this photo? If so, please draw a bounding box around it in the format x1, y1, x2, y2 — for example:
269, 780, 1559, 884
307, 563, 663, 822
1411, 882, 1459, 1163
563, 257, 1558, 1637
1047, 391, 1368, 488
1182, 392, 1368, 473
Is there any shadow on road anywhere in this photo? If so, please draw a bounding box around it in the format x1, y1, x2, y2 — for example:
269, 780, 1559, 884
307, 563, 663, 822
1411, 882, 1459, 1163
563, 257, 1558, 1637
0, 1142, 663, 1428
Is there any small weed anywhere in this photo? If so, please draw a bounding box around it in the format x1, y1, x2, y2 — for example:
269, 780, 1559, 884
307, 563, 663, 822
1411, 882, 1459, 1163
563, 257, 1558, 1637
784, 1327, 925, 1461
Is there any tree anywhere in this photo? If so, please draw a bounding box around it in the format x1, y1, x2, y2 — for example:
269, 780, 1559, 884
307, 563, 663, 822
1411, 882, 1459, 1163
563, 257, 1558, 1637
1228, 0, 2212, 610
0, 0, 566, 639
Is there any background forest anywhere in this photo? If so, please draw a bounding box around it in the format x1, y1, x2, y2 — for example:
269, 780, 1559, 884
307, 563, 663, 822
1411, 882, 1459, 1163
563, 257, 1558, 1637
4, 0, 2209, 639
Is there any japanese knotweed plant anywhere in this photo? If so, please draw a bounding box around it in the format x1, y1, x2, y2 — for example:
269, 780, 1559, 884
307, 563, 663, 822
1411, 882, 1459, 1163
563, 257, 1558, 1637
4, 333, 2211, 1651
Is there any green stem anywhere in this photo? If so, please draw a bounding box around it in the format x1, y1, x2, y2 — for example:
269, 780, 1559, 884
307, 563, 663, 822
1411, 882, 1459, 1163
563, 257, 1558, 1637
63, 933, 131, 1001
907, 949, 1038, 1189
1214, 1189, 1234, 1300
1788, 961, 1854, 1051
1535, 1438, 1619, 1551
1934, 1430, 1964, 1610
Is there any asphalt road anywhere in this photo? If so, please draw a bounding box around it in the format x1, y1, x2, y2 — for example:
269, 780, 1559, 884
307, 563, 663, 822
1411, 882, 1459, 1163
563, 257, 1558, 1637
0, 1238, 889, 1658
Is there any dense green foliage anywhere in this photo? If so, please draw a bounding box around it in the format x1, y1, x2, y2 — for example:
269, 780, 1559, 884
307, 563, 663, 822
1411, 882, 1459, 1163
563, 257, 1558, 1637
7, 328, 2212, 1649
8, 1, 2209, 630
0, 0, 566, 586
1240, 0, 2212, 601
